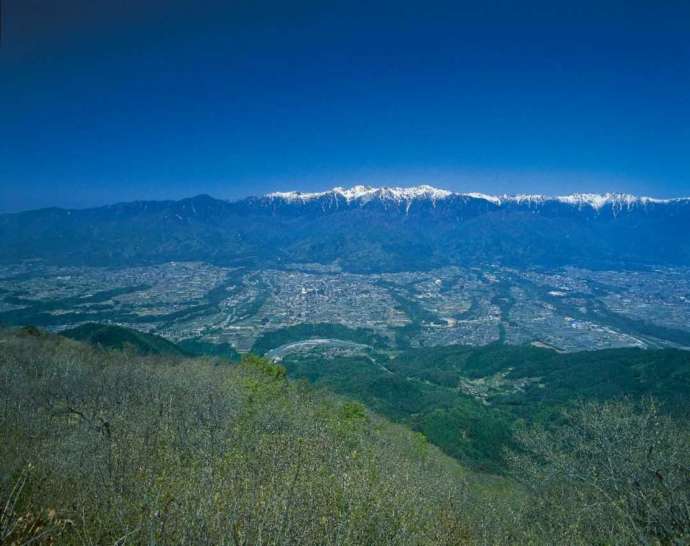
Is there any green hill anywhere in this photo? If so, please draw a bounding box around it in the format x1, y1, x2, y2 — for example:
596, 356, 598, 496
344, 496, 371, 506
176, 338, 241, 361
277, 343, 690, 472
60, 322, 189, 357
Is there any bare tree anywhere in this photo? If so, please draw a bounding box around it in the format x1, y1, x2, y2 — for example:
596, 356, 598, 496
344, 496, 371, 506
508, 399, 690, 545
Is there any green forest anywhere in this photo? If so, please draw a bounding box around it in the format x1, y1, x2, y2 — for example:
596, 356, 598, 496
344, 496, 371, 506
265, 341, 690, 473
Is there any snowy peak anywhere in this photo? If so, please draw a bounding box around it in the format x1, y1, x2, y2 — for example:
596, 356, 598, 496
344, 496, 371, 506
462, 191, 678, 210
336, 185, 452, 202
553, 193, 670, 210
265, 185, 685, 211
266, 185, 452, 204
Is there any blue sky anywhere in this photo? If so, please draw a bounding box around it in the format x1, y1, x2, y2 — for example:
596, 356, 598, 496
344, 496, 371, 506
1, 0, 689, 211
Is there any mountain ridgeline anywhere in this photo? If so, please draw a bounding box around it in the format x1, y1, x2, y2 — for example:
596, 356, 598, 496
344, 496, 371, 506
2, 186, 689, 272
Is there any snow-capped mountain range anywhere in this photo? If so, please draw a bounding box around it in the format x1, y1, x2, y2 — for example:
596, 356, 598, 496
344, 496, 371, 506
267, 185, 453, 204
266, 184, 685, 211
2, 185, 689, 271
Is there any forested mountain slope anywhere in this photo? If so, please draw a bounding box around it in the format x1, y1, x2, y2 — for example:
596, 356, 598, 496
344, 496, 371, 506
271, 343, 690, 471
2, 187, 689, 271
1, 329, 688, 545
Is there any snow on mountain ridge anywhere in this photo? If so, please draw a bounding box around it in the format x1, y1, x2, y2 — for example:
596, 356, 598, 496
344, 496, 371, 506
554, 193, 670, 210
267, 185, 452, 204
266, 185, 683, 210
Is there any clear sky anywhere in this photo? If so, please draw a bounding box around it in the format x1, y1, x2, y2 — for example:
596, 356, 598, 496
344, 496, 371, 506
1, 0, 689, 212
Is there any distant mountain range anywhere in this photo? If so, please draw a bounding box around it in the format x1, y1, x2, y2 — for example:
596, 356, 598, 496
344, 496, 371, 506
2, 185, 689, 271
265, 184, 683, 210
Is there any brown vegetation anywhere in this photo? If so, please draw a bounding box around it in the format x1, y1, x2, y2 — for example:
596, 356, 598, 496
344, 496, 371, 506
0, 329, 688, 545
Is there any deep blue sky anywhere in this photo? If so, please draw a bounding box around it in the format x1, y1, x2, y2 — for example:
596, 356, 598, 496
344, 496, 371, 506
1, 0, 689, 212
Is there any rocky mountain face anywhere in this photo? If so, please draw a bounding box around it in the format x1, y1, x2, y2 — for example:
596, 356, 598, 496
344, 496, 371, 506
1, 186, 689, 271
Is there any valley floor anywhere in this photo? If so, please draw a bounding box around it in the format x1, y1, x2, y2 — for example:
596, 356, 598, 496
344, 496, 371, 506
2, 261, 690, 353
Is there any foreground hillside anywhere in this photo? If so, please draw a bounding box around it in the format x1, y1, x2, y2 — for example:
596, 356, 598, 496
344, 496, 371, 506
1, 329, 688, 545
0, 329, 477, 545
